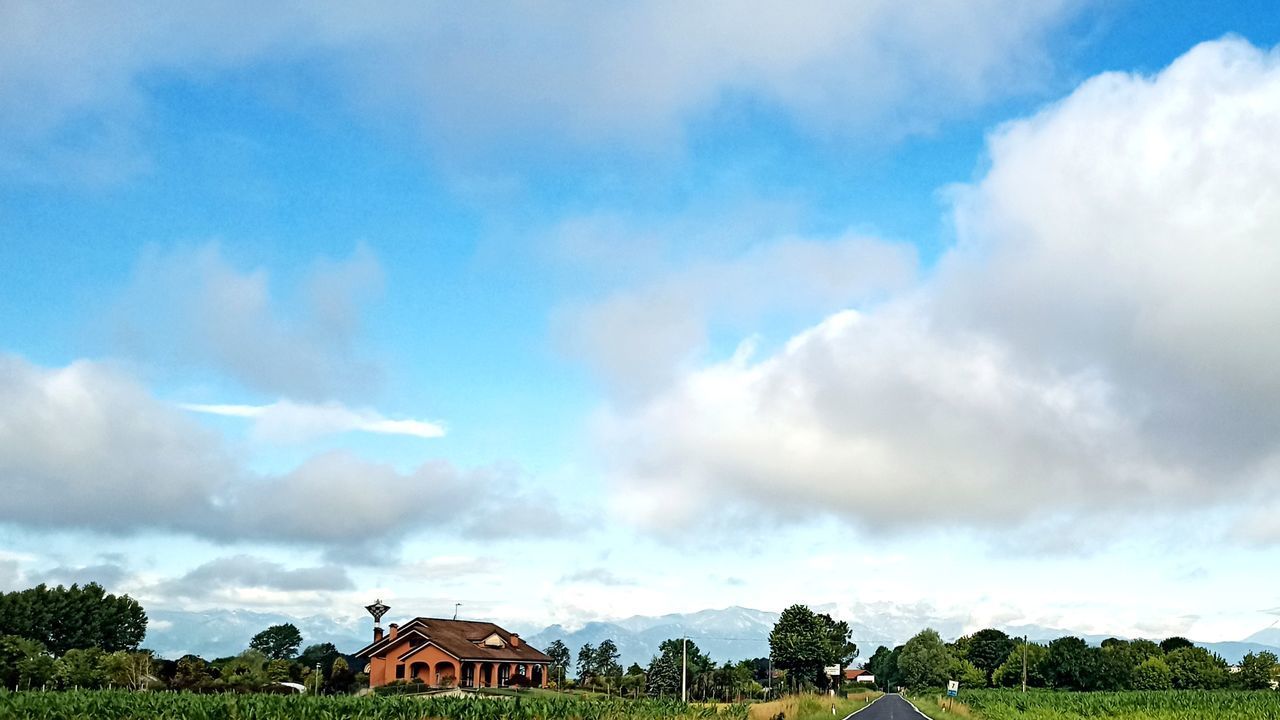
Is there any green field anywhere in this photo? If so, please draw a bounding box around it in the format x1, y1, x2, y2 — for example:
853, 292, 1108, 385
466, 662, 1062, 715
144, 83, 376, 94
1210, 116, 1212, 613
0, 690, 748, 720
913, 689, 1280, 720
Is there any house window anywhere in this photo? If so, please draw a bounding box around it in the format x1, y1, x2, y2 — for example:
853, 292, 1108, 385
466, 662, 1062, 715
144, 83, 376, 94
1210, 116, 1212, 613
395, 664, 406, 679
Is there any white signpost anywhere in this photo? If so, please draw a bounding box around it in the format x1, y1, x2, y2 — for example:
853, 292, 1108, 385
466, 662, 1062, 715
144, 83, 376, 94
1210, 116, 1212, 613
946, 680, 959, 697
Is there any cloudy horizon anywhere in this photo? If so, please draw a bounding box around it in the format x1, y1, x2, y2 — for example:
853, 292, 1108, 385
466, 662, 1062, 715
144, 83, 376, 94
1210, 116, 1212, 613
3, 1, 1280, 654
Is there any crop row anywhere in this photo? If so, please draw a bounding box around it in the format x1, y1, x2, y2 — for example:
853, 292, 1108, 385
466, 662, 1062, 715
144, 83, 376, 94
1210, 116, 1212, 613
0, 689, 750, 720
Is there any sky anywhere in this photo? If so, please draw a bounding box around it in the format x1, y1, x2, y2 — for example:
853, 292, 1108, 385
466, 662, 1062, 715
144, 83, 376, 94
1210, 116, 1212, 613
3, 0, 1280, 651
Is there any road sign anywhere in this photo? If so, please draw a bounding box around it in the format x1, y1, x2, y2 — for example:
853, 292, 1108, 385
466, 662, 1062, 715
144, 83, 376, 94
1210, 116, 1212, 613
824, 665, 840, 676
947, 680, 959, 697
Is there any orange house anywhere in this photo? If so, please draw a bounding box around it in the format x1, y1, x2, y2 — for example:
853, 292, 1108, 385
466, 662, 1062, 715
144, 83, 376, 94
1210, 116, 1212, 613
354, 617, 552, 690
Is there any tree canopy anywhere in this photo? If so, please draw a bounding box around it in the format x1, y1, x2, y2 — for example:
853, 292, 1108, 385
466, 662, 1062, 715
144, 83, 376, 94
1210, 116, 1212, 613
768, 604, 857, 690
248, 624, 302, 660
0, 583, 146, 656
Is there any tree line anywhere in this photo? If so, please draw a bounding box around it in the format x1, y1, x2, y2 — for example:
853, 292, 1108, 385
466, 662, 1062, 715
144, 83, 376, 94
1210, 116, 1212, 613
865, 627, 1280, 692
0, 583, 363, 694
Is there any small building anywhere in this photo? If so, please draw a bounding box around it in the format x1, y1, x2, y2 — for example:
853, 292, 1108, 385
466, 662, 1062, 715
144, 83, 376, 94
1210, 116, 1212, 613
354, 617, 552, 690
844, 668, 875, 684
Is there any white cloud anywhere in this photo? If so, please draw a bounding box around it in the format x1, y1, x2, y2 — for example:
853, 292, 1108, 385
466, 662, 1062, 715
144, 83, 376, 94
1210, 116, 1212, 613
0, 354, 567, 550
600, 37, 1280, 544
113, 243, 383, 401
0, 1, 1083, 181
154, 555, 354, 599
181, 401, 445, 442
559, 233, 917, 399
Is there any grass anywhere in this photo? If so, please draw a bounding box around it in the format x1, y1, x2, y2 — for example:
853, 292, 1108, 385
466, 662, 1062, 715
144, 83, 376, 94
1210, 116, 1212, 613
749, 691, 883, 720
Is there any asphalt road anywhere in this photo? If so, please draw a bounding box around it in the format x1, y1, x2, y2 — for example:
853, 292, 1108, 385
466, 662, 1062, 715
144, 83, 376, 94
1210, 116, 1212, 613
842, 694, 928, 720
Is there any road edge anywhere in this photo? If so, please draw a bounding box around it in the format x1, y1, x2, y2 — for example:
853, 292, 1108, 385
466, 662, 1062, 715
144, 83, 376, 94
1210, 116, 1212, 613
839, 693, 888, 720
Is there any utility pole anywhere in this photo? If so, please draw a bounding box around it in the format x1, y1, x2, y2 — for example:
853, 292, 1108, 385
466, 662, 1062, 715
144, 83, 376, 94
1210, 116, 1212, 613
454, 603, 461, 621
315, 662, 322, 695
681, 637, 688, 703
1021, 635, 1028, 693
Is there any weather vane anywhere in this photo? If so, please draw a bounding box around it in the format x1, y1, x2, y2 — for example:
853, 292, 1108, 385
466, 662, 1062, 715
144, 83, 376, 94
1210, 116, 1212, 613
366, 598, 390, 627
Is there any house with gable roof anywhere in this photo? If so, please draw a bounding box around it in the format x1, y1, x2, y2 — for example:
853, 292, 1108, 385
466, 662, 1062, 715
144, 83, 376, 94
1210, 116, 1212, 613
354, 616, 553, 689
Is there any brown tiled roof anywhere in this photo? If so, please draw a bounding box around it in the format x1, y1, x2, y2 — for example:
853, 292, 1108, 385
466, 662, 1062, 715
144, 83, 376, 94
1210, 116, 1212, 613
355, 618, 551, 663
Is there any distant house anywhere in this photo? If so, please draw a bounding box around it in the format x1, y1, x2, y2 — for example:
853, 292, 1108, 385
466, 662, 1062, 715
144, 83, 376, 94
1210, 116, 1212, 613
354, 617, 552, 689
844, 668, 875, 683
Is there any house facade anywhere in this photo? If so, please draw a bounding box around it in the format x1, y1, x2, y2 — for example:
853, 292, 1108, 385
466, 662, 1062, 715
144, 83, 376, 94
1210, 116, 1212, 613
844, 668, 875, 683
354, 617, 552, 689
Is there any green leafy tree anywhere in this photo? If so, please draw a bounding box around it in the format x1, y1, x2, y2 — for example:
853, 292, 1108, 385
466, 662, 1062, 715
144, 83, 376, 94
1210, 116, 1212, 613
248, 623, 303, 660
964, 629, 1014, 686
1132, 656, 1173, 690
1165, 647, 1228, 689
298, 643, 343, 677
0, 636, 53, 690
1238, 651, 1278, 690
219, 650, 271, 691
0, 583, 146, 655
1128, 639, 1163, 662
865, 645, 892, 688
1043, 637, 1100, 690
897, 629, 952, 690
626, 662, 645, 676
1160, 636, 1195, 653
992, 640, 1048, 688
54, 647, 106, 689
576, 642, 595, 683
595, 639, 623, 679
951, 657, 985, 689
545, 640, 571, 686
770, 604, 856, 690
1095, 641, 1136, 691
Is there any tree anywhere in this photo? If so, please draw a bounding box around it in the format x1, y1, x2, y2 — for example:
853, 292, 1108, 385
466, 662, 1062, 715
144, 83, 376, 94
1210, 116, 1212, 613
1160, 636, 1195, 654
576, 642, 596, 683
897, 629, 952, 690
1238, 651, 1278, 690
170, 654, 211, 691
1132, 657, 1173, 690
1165, 647, 1228, 690
646, 654, 681, 697
595, 639, 623, 679
964, 629, 1014, 686
1042, 637, 1098, 690
298, 643, 343, 677
647, 639, 713, 697
545, 639, 571, 686
0, 583, 147, 656
992, 640, 1048, 689
249, 624, 303, 660
770, 604, 856, 690
0, 636, 53, 690
951, 657, 986, 689
54, 647, 106, 689
102, 650, 155, 691
866, 646, 893, 689
328, 656, 356, 694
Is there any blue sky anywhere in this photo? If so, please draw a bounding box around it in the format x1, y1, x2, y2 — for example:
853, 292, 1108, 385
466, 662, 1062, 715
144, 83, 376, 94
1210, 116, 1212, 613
3, 0, 1280, 650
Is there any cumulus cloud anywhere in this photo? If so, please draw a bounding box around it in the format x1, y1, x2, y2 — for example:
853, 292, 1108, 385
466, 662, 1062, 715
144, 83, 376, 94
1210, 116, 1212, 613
0, 1, 1082, 181
601, 37, 1280, 543
0, 355, 567, 550
559, 233, 917, 399
181, 401, 445, 442
0, 356, 228, 533
113, 243, 383, 400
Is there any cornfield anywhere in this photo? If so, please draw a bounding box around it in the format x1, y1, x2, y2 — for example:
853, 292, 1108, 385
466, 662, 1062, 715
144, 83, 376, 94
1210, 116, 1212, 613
932, 689, 1280, 720
0, 689, 751, 720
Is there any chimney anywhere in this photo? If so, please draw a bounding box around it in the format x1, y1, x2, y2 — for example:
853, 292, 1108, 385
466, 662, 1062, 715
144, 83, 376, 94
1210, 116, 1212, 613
374, 626, 384, 643
511, 633, 521, 648
389, 623, 399, 640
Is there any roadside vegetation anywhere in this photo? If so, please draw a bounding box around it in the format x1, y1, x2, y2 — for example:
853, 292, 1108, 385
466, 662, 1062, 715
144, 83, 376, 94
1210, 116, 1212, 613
909, 689, 1280, 720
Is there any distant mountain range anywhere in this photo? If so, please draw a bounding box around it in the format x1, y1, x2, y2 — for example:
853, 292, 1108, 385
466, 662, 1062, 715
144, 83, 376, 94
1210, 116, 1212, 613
143, 605, 1280, 667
